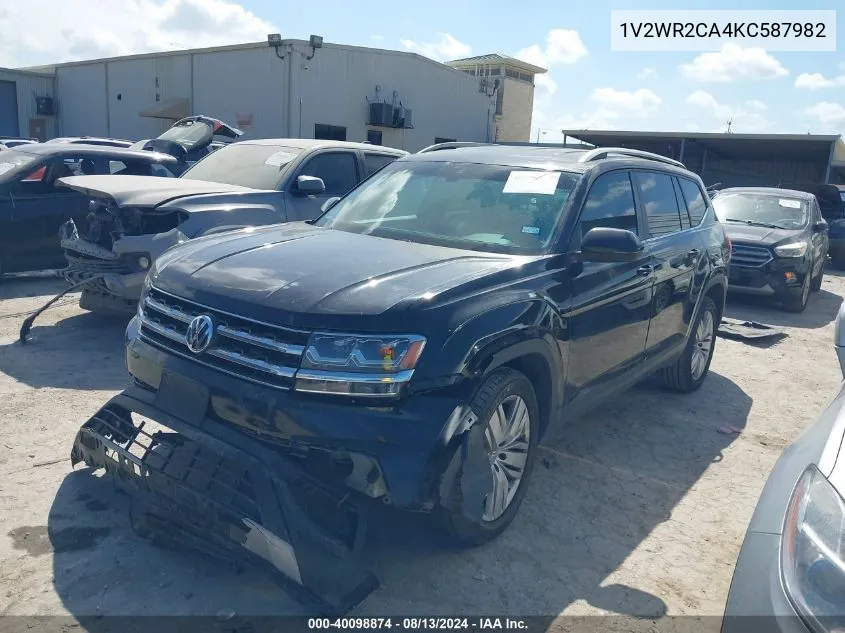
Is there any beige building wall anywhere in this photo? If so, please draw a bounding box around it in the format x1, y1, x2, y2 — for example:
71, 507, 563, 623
497, 77, 534, 142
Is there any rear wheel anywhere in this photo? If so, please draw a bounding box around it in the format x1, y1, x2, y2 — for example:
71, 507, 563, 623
658, 297, 717, 393
438, 367, 539, 547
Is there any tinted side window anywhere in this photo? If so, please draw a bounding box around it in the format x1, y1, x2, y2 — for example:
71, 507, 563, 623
299, 152, 358, 196
363, 153, 398, 178
633, 172, 682, 237
678, 178, 707, 226
672, 178, 691, 229
578, 171, 638, 236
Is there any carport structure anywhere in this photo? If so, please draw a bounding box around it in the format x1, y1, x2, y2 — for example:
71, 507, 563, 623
562, 130, 845, 189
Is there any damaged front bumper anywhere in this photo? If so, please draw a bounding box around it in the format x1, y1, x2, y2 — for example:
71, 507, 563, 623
70, 389, 380, 614
59, 219, 185, 313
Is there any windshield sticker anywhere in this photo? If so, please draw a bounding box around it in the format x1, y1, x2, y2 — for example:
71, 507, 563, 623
264, 151, 297, 167
779, 198, 802, 209
503, 171, 560, 195
521, 226, 541, 235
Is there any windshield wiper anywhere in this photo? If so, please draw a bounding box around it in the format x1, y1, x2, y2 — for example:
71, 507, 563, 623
722, 218, 782, 229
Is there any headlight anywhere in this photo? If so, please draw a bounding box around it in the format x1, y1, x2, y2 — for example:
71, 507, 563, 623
295, 333, 426, 397
775, 241, 809, 258
782, 465, 845, 632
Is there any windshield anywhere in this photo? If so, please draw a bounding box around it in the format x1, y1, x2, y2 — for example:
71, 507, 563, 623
179, 143, 301, 189
713, 192, 809, 230
315, 160, 580, 254
0, 149, 39, 180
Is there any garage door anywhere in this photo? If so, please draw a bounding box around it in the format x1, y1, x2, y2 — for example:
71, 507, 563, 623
0, 81, 20, 137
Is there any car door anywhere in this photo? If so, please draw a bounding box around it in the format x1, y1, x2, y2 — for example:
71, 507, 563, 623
7, 156, 91, 270
286, 150, 360, 221
633, 170, 706, 360
565, 170, 655, 401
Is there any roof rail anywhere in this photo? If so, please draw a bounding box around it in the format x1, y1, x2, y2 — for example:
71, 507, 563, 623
417, 141, 489, 154
577, 147, 685, 169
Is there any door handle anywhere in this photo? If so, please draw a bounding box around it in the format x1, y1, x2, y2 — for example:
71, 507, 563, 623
637, 264, 656, 276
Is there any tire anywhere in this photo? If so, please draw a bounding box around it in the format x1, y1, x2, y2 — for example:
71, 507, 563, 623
782, 270, 811, 313
811, 258, 824, 292
437, 367, 539, 547
658, 297, 717, 393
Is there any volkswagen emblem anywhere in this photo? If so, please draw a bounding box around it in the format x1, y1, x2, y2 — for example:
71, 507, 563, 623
185, 315, 214, 354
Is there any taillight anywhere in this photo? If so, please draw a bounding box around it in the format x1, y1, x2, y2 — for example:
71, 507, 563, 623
724, 232, 732, 263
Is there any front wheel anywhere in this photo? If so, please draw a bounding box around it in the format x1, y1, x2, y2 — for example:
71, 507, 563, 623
658, 297, 717, 393
437, 367, 539, 547
782, 270, 811, 313
811, 258, 825, 292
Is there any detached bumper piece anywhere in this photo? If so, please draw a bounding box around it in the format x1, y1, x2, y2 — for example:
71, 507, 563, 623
70, 394, 378, 614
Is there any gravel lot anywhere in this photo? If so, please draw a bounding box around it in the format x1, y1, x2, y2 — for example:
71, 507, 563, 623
1, 273, 843, 628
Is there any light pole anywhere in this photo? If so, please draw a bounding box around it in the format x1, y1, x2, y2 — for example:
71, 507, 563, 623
535, 129, 547, 143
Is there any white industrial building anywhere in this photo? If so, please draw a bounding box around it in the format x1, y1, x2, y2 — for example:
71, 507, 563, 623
0, 68, 58, 140
12, 38, 540, 151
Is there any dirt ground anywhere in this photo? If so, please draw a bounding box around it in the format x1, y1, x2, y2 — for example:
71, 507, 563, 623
0, 273, 843, 627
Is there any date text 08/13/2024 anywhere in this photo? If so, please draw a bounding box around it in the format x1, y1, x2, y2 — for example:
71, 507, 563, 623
307, 618, 530, 630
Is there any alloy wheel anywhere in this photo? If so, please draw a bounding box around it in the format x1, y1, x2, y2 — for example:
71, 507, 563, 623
482, 395, 531, 522
691, 310, 714, 381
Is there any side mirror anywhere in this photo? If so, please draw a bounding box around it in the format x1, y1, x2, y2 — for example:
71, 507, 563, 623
321, 196, 341, 213
296, 175, 325, 196
814, 220, 829, 233
580, 227, 645, 263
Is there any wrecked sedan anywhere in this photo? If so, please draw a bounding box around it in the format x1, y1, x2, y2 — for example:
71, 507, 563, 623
0, 143, 178, 275
58, 139, 407, 314
69, 145, 728, 610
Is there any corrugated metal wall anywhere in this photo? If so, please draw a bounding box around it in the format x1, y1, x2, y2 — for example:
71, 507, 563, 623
0, 69, 57, 139
56, 64, 108, 137
297, 45, 490, 151
48, 42, 491, 150
191, 47, 287, 139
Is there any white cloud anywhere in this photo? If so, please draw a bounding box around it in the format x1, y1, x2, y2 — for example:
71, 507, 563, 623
795, 72, 845, 90
679, 44, 788, 82
637, 67, 657, 80
805, 102, 845, 127
685, 90, 771, 131
0, 0, 276, 67
400, 33, 470, 62
515, 29, 587, 69
590, 88, 661, 116
534, 73, 558, 96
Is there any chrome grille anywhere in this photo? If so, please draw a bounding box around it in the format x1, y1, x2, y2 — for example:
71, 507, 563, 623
730, 243, 773, 267
138, 287, 308, 389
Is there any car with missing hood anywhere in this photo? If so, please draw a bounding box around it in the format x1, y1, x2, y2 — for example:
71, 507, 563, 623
57, 139, 407, 314
67, 145, 729, 611
0, 143, 179, 275
781, 183, 845, 272
722, 302, 845, 633
712, 187, 829, 313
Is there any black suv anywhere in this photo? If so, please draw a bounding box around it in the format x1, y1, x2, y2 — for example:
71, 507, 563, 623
70, 145, 729, 610
712, 187, 829, 312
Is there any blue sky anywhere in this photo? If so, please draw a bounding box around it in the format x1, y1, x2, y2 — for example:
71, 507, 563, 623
3, 0, 844, 140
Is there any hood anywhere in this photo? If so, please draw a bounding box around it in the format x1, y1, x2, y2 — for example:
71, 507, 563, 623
151, 223, 521, 327
721, 222, 800, 245
57, 175, 255, 207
